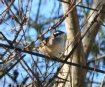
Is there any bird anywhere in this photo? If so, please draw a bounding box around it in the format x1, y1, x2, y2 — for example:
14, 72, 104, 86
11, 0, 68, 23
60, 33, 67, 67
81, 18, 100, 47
34, 30, 66, 58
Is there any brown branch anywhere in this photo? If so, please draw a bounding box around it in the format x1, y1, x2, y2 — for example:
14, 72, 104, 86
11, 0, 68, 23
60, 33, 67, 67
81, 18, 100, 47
0, 43, 105, 74
20, 61, 33, 79
22, 59, 43, 87
87, 54, 105, 65
12, 26, 22, 44
4, 0, 20, 24
58, 0, 105, 13
77, 4, 105, 13
0, 32, 12, 46
0, 55, 25, 79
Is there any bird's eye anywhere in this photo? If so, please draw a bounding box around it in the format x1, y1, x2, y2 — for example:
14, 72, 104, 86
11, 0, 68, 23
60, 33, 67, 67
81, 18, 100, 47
53, 31, 64, 36
54, 31, 59, 35
53, 31, 60, 35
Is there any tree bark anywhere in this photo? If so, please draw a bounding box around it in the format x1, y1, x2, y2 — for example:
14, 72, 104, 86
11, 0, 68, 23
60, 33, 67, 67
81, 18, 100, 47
55, 0, 86, 87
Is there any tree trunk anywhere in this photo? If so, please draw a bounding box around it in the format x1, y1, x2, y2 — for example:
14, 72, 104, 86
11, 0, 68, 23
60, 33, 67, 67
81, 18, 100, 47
54, 0, 86, 87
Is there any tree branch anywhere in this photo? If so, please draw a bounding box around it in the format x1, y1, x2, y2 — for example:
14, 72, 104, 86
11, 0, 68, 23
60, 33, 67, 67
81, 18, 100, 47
0, 43, 104, 75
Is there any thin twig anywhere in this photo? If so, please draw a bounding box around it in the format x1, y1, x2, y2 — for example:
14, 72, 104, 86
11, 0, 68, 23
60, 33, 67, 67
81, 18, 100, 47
0, 55, 25, 79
